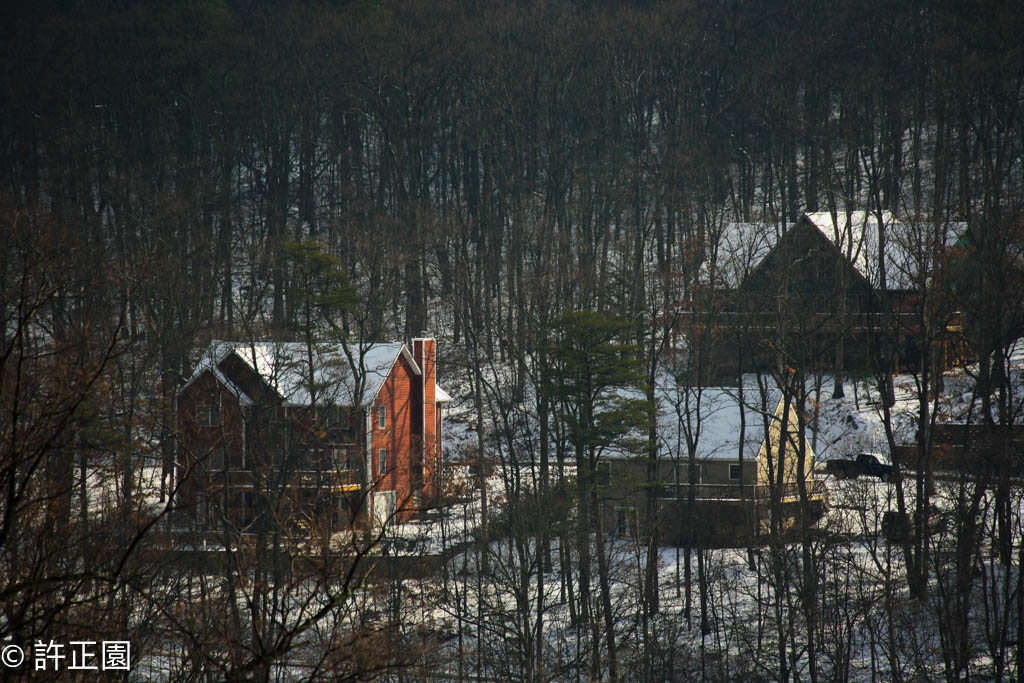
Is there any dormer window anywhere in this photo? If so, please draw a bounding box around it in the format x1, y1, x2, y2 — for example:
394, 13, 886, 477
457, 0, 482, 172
377, 405, 386, 429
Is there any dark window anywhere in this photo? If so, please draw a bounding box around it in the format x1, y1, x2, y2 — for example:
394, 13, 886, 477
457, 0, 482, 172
238, 491, 254, 527
378, 448, 387, 476
658, 463, 683, 498
597, 461, 611, 487
377, 405, 386, 429
331, 446, 350, 470
198, 404, 220, 427
210, 448, 225, 470
729, 464, 741, 480
331, 407, 356, 441
304, 448, 318, 470
614, 507, 635, 537
196, 496, 208, 528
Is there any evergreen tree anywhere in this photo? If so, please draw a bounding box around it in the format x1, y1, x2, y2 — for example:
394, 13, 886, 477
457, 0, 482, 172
545, 309, 649, 682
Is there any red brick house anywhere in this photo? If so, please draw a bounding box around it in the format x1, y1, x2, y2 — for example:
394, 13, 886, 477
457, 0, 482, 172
175, 338, 449, 534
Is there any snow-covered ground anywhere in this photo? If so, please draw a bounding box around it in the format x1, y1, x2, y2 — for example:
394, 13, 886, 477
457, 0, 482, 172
404, 339, 1024, 680
123, 339, 1024, 679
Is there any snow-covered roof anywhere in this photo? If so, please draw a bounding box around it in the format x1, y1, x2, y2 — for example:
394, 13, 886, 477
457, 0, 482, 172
205, 363, 255, 407
185, 341, 421, 407
804, 211, 963, 290
646, 375, 812, 462
707, 222, 777, 288
709, 212, 966, 292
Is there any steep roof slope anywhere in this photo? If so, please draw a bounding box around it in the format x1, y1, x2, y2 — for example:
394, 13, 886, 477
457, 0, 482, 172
655, 376, 811, 462
707, 222, 777, 289
738, 216, 872, 298
184, 341, 417, 407
805, 211, 963, 290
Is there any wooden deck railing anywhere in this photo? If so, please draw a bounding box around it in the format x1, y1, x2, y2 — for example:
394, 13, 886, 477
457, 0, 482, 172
659, 479, 827, 502
294, 468, 362, 489
209, 468, 363, 490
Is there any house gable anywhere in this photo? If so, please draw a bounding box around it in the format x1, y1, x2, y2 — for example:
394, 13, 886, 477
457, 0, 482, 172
755, 394, 816, 490
369, 353, 420, 500
364, 344, 421, 406
176, 338, 448, 532
218, 351, 280, 406
176, 367, 248, 470
739, 216, 874, 306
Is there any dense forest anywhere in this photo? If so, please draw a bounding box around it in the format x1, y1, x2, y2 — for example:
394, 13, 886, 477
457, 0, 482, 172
3, 0, 1024, 679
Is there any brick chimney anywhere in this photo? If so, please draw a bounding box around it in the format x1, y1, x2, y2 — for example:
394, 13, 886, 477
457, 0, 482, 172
412, 337, 437, 498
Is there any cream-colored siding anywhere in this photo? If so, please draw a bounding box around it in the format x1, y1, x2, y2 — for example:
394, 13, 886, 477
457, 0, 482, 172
701, 460, 756, 486
756, 396, 815, 492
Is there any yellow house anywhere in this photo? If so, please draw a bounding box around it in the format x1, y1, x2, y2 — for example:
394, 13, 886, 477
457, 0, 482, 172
601, 379, 825, 544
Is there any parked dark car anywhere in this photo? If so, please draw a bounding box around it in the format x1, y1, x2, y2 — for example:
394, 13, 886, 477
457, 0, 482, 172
826, 452, 894, 481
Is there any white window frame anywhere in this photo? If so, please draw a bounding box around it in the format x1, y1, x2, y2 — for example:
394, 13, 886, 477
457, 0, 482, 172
378, 448, 387, 476
377, 405, 386, 430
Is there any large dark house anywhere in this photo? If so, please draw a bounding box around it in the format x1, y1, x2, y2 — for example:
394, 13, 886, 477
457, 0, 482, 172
175, 338, 450, 536
686, 211, 965, 380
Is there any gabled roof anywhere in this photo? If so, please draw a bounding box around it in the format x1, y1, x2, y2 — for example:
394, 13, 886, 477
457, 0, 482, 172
183, 341, 421, 407
738, 216, 872, 297
199, 362, 256, 407
805, 211, 963, 290
714, 211, 965, 293
706, 222, 777, 288
655, 376, 811, 462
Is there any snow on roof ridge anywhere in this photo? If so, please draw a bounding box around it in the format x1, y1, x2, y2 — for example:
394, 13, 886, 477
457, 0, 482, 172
189, 340, 410, 407
642, 374, 799, 462
803, 210, 964, 289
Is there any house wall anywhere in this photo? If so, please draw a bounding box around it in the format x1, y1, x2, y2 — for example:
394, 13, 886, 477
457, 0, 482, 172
178, 363, 368, 532
370, 353, 420, 522
756, 398, 816, 493
701, 460, 756, 486
432, 403, 443, 497
414, 338, 439, 502
178, 370, 247, 466
176, 369, 247, 526
601, 457, 763, 544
